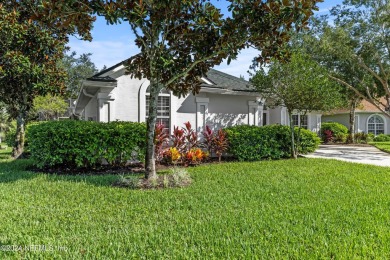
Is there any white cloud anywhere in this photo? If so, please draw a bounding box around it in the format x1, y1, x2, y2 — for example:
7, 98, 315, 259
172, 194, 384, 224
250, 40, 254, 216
67, 37, 138, 70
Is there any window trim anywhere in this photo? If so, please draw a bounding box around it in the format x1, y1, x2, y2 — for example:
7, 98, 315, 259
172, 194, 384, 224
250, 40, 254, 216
145, 87, 171, 133
367, 114, 386, 135
292, 113, 308, 129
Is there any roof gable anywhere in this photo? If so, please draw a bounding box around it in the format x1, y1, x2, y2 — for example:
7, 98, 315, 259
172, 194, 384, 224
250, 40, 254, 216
90, 57, 254, 92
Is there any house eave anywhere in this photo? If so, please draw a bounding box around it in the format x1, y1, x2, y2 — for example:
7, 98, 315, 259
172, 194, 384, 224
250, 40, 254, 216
74, 79, 117, 114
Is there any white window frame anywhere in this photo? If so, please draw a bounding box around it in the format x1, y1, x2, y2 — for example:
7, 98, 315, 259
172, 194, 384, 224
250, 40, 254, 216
292, 113, 308, 129
367, 114, 386, 135
146, 87, 171, 132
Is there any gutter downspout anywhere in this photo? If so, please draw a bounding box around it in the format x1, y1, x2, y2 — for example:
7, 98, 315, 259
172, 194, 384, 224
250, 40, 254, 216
83, 89, 95, 98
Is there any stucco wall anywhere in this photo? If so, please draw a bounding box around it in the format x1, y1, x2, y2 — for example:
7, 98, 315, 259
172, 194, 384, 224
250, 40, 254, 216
82, 73, 322, 134
111, 73, 146, 122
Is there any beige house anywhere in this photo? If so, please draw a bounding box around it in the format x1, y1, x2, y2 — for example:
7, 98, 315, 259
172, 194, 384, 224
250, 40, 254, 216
323, 99, 389, 135
74, 59, 322, 133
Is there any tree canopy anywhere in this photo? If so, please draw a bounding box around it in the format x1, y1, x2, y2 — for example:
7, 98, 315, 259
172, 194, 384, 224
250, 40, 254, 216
61, 51, 98, 98
96, 0, 322, 178
251, 52, 343, 158
311, 0, 390, 115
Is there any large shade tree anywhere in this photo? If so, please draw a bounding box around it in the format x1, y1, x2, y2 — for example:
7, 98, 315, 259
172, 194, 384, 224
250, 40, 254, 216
98, 0, 322, 179
295, 18, 364, 142
251, 52, 343, 158
61, 51, 98, 98
0, 1, 97, 157
315, 1, 390, 117
1, 0, 321, 172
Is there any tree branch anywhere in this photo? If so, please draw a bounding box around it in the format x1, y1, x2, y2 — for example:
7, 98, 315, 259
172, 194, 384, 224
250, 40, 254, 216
329, 75, 390, 118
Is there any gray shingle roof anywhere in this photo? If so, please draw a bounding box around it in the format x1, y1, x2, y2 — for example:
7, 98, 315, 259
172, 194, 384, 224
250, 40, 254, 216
86, 76, 117, 82
202, 69, 255, 92
90, 57, 255, 92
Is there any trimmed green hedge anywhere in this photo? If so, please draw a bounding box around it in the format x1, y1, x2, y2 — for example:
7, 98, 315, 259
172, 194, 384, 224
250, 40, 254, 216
320, 122, 348, 134
28, 120, 147, 169
225, 125, 320, 161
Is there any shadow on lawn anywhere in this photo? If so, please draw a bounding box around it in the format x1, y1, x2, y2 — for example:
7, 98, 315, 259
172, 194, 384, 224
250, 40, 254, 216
0, 159, 128, 188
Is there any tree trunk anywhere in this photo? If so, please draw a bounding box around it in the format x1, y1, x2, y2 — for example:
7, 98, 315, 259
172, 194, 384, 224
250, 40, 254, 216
347, 97, 358, 144
288, 111, 297, 159
12, 110, 26, 158
295, 114, 303, 157
145, 82, 163, 179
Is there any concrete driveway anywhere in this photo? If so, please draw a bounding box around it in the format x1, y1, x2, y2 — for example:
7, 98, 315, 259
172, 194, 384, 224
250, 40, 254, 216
304, 145, 390, 167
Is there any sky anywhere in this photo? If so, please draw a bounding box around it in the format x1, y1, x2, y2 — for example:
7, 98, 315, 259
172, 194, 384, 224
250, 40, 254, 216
67, 0, 343, 79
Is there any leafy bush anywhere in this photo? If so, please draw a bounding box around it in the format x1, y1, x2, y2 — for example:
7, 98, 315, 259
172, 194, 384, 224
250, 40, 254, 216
320, 122, 348, 143
28, 120, 147, 169
202, 126, 228, 162
225, 124, 320, 161
334, 133, 347, 143
355, 132, 374, 144
4, 121, 40, 148
373, 134, 390, 142
295, 127, 321, 154
4, 128, 16, 147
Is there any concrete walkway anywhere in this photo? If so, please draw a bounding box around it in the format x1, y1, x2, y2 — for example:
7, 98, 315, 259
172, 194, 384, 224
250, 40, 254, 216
304, 145, 390, 167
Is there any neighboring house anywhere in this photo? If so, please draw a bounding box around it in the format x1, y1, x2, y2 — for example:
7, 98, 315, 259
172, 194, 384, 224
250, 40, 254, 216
323, 98, 389, 135
74, 59, 322, 133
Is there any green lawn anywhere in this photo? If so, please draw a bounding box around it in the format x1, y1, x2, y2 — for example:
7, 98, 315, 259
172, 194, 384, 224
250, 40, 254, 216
370, 142, 390, 153
1, 149, 390, 258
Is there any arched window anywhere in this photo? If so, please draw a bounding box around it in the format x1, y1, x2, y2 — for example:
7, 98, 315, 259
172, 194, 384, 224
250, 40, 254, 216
367, 115, 385, 135
145, 86, 170, 132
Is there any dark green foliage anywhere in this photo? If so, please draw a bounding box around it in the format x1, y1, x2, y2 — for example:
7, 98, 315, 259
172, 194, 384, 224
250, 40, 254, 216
4, 128, 16, 148
296, 128, 321, 154
320, 122, 348, 142
4, 122, 40, 148
225, 125, 320, 161
28, 121, 146, 169
353, 132, 373, 144
373, 134, 390, 142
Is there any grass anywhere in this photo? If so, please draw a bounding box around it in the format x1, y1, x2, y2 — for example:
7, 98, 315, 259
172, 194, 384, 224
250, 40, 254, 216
370, 141, 390, 153
1, 150, 390, 258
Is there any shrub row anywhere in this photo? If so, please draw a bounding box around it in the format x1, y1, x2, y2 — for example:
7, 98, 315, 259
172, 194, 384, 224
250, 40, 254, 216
373, 134, 390, 142
225, 125, 320, 161
28, 121, 146, 169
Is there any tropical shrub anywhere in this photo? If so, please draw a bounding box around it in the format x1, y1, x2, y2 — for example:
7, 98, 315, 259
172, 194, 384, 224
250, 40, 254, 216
320, 122, 348, 143
322, 129, 333, 143
333, 133, 347, 143
154, 122, 169, 161
373, 134, 390, 142
28, 120, 146, 169
202, 126, 229, 162
225, 124, 320, 161
355, 132, 373, 144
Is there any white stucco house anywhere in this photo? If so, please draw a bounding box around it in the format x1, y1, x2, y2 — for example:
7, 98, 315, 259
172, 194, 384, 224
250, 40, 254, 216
74, 59, 322, 134
323, 99, 389, 135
